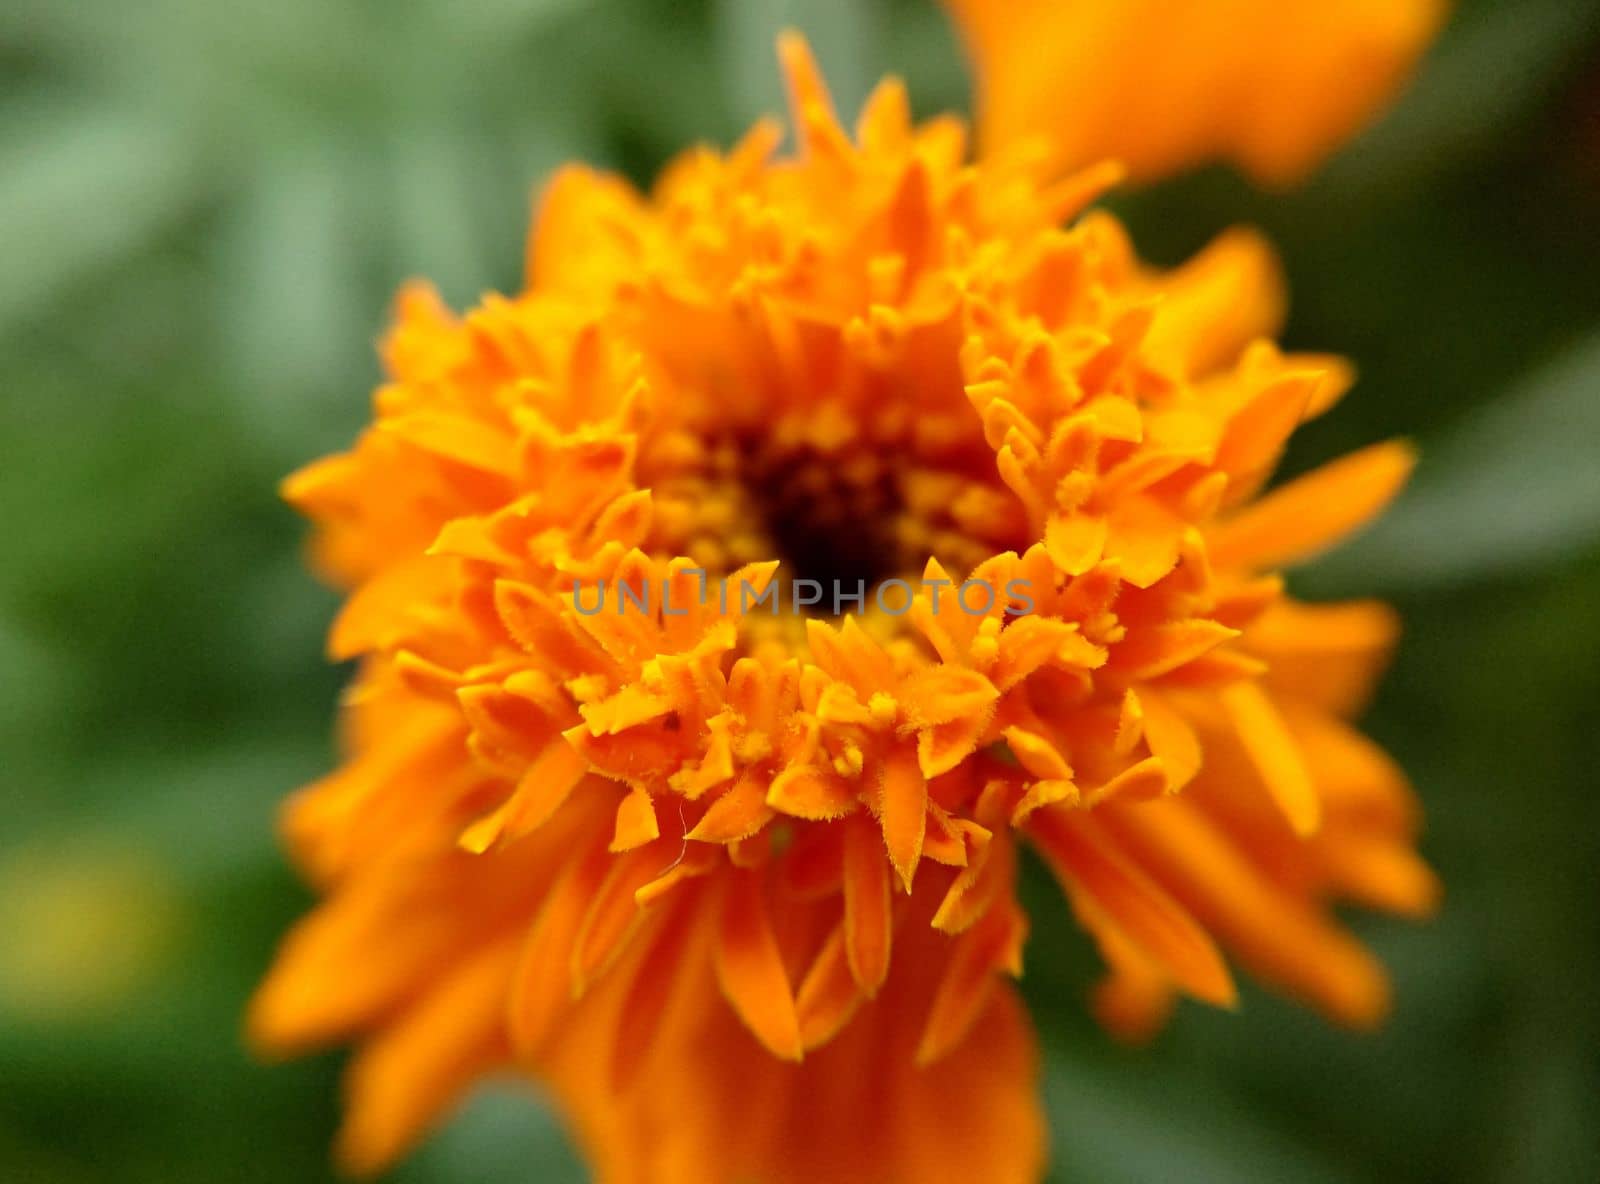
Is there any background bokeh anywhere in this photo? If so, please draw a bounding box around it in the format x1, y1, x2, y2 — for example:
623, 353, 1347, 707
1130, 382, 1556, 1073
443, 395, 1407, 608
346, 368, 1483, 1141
3, 0, 1599, 1180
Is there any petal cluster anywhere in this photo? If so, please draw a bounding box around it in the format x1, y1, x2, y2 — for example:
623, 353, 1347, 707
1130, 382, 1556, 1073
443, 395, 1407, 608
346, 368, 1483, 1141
253, 36, 1436, 1184
944, 0, 1447, 184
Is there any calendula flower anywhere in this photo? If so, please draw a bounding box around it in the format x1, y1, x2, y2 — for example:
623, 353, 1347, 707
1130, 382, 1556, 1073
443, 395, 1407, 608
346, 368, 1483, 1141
944, 0, 1448, 185
251, 35, 1437, 1184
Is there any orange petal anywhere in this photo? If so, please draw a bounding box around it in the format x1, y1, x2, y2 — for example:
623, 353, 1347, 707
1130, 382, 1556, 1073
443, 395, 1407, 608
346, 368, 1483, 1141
1103, 801, 1390, 1027
1083, 756, 1169, 809
687, 772, 774, 843
1317, 833, 1441, 918
1207, 440, 1415, 570
842, 819, 892, 995
916, 904, 1025, 1066
1086, 911, 1177, 1043
1030, 809, 1235, 1008
570, 846, 664, 995
945, 0, 1446, 186
381, 412, 515, 476
460, 740, 587, 853
508, 843, 611, 1054
932, 823, 1001, 934
1144, 228, 1285, 376
1002, 726, 1073, 781
609, 902, 697, 1090
795, 923, 863, 1050
1249, 598, 1400, 716
992, 616, 1103, 691
1220, 681, 1321, 836
899, 666, 999, 729
1010, 779, 1078, 827
777, 825, 846, 898
1113, 620, 1241, 682
713, 870, 803, 1061
881, 745, 928, 892
918, 714, 991, 779
336, 940, 518, 1175
767, 764, 859, 820
1214, 370, 1320, 485
610, 785, 661, 852
634, 843, 721, 909
1105, 496, 1185, 588
778, 31, 851, 164
1138, 690, 1203, 790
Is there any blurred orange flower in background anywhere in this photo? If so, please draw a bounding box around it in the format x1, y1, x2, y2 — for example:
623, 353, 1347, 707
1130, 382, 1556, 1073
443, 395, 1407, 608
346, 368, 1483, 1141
943, 0, 1448, 185
251, 30, 1439, 1184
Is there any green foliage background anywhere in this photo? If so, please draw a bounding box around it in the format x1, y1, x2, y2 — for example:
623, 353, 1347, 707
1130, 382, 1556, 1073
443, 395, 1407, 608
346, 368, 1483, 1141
2, 0, 1598, 1180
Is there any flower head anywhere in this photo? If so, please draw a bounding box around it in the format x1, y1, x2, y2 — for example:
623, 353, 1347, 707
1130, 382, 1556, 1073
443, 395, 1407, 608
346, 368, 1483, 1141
252, 35, 1437, 1183
944, 0, 1448, 185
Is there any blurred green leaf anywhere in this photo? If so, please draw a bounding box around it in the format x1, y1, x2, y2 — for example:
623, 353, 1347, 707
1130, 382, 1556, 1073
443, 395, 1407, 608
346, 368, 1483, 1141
1321, 0, 1600, 202
394, 1082, 584, 1184
875, 0, 968, 119
384, 124, 503, 305
1492, 1035, 1600, 1184
0, 103, 197, 337
1320, 334, 1600, 588
0, 612, 77, 798
440, 0, 587, 47
214, 141, 374, 450
1044, 1057, 1357, 1184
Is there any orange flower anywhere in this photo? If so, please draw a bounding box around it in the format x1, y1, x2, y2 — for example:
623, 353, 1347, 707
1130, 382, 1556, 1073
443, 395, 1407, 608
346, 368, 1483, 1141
944, 0, 1448, 185
251, 35, 1437, 1184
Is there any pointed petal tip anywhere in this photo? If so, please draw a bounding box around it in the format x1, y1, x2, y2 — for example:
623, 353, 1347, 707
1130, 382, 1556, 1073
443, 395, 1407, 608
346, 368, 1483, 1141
777, 29, 833, 115
241, 985, 299, 1063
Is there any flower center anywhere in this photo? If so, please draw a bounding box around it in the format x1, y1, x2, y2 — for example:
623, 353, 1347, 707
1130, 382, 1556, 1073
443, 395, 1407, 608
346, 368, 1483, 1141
645, 406, 1023, 615
739, 438, 906, 596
